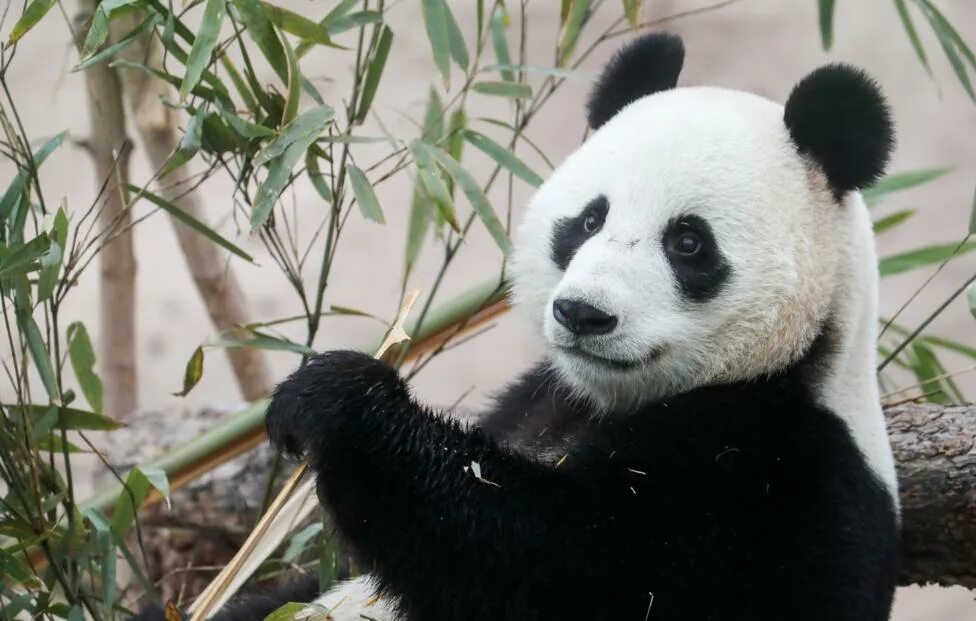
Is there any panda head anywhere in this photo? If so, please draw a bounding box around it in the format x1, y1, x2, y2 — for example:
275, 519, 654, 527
510, 33, 893, 412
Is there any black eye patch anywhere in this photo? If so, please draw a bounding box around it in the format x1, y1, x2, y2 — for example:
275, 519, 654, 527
550, 195, 609, 271
662, 215, 731, 303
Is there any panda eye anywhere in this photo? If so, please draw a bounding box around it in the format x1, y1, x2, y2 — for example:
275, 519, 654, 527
675, 233, 701, 255
583, 213, 601, 234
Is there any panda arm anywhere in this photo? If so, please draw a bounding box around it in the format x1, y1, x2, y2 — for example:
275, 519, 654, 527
266, 351, 615, 618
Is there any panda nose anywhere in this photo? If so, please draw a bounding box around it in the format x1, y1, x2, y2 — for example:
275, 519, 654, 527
552, 299, 618, 336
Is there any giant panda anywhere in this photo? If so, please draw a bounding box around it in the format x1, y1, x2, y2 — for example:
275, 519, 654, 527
188, 32, 902, 621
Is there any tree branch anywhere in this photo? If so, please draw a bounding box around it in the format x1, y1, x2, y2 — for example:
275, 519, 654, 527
888, 403, 976, 588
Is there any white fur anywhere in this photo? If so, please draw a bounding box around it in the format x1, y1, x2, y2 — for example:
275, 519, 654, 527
509, 86, 898, 496
307, 576, 398, 620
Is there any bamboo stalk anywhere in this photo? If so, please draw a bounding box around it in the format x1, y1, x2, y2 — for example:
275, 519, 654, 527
84, 278, 505, 514
111, 12, 272, 401
74, 0, 138, 419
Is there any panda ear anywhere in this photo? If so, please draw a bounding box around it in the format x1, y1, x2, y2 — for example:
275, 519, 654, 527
784, 65, 894, 195
586, 32, 684, 130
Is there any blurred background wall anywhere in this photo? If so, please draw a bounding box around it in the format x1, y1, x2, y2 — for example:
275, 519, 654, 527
2, 1, 974, 617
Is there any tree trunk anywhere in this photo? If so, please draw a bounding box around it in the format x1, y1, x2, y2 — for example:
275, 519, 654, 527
887, 403, 976, 588
74, 0, 137, 419
111, 15, 272, 402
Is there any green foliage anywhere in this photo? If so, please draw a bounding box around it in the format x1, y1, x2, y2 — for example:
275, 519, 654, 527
1, 0, 975, 617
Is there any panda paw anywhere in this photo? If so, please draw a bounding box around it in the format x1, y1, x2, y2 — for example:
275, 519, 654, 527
266, 350, 409, 461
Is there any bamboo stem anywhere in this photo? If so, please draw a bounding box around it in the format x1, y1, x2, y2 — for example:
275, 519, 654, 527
74, 0, 138, 419
111, 13, 272, 401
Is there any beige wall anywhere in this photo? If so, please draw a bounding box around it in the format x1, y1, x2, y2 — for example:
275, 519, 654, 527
2, 0, 974, 616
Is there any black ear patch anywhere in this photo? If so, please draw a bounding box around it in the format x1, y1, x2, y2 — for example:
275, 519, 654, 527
784, 65, 894, 196
586, 33, 684, 129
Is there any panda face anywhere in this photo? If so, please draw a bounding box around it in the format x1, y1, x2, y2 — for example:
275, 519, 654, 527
510, 87, 844, 410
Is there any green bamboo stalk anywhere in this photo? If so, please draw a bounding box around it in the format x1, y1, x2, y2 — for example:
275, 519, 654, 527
80, 277, 508, 516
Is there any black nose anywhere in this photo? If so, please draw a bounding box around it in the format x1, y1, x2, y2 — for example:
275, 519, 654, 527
552, 299, 618, 336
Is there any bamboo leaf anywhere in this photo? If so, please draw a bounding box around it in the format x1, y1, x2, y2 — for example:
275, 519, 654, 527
261, 1, 340, 47
410, 140, 459, 231
422, 0, 452, 86
872, 209, 914, 235
56, 406, 122, 430
879, 240, 976, 277
472, 81, 532, 99
232, 0, 288, 83
306, 151, 333, 203
406, 91, 446, 275
477, 117, 556, 170
281, 30, 301, 127
214, 335, 315, 354
445, 107, 466, 198
174, 346, 204, 397
254, 104, 334, 166
37, 204, 68, 302
463, 130, 543, 187
294, 5, 379, 57
110, 474, 145, 537
428, 148, 513, 254
16, 308, 59, 400
112, 59, 231, 106
214, 101, 276, 138
124, 184, 255, 262
817, 0, 835, 50
916, 0, 976, 66
7, 0, 57, 44
969, 184, 976, 235
356, 26, 393, 123
909, 343, 950, 403
0, 131, 67, 222
968, 282, 976, 321
180, 0, 226, 99
162, 104, 206, 175
81, 0, 144, 58
862, 167, 951, 206
917, 0, 976, 100
75, 13, 161, 71
81, 6, 110, 58
482, 63, 588, 79
347, 164, 385, 224
557, 0, 590, 66
325, 10, 382, 37
0, 234, 50, 279
251, 130, 321, 229
443, 0, 469, 69
623, 0, 642, 29
317, 134, 386, 144
67, 322, 104, 414
490, 7, 514, 82
893, 0, 930, 72
265, 603, 308, 621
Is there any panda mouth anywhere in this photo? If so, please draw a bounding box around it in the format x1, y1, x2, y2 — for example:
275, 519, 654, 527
557, 345, 660, 371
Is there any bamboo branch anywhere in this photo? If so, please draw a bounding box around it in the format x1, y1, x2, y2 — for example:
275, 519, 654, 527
74, 0, 138, 419
110, 13, 272, 401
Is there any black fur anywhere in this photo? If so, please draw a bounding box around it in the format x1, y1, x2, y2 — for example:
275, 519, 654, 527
586, 32, 684, 129
550, 195, 608, 270
128, 576, 319, 621
784, 64, 894, 197
264, 347, 899, 620
662, 214, 732, 303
